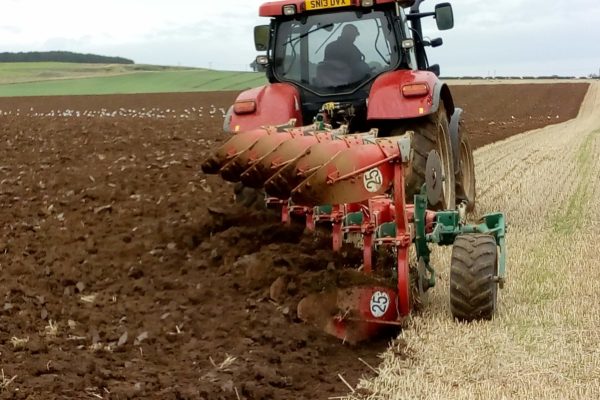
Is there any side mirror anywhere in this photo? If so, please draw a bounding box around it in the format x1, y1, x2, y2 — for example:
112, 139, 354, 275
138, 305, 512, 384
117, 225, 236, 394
430, 38, 443, 47
427, 64, 441, 77
254, 25, 270, 51
434, 3, 454, 30
256, 55, 269, 67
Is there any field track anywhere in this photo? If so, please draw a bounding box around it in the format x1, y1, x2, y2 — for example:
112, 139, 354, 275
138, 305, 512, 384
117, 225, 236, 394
356, 83, 600, 399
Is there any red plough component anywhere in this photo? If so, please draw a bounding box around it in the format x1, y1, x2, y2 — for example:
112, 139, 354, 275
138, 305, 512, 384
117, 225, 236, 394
220, 127, 307, 182
298, 138, 414, 338
359, 200, 436, 273
240, 132, 332, 188
290, 137, 405, 206
201, 123, 286, 175
202, 126, 419, 342
264, 131, 376, 199
298, 286, 401, 344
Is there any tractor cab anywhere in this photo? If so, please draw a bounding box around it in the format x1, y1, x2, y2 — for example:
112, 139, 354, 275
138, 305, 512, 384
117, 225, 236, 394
252, 0, 454, 129
270, 8, 402, 95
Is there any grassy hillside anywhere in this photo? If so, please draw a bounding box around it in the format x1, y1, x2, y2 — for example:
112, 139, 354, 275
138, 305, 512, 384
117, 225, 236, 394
0, 63, 266, 96
0, 62, 142, 84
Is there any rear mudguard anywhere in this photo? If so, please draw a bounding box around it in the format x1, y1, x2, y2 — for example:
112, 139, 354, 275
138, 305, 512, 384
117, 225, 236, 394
368, 69, 459, 169
449, 107, 463, 173
367, 70, 455, 120
228, 83, 303, 133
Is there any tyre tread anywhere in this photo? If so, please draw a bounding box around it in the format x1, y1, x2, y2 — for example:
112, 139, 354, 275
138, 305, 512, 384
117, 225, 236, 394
450, 234, 498, 321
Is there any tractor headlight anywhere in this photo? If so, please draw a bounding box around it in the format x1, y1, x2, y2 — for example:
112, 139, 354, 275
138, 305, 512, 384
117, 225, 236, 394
401, 39, 415, 49
283, 5, 296, 15
256, 55, 269, 66
361, 0, 374, 6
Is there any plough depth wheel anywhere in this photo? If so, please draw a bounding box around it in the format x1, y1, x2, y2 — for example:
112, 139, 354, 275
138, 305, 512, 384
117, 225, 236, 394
449, 234, 498, 321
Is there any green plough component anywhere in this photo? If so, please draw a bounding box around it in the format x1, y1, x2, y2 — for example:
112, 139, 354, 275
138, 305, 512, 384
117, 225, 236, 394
344, 211, 363, 226
414, 192, 507, 289
376, 222, 396, 239
314, 205, 333, 219
338, 190, 507, 291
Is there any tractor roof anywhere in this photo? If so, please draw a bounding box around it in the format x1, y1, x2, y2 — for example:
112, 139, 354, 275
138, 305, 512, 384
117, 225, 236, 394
259, 0, 414, 17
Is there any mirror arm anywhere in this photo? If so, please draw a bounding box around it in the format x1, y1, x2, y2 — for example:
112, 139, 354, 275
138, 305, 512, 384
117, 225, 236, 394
406, 11, 435, 20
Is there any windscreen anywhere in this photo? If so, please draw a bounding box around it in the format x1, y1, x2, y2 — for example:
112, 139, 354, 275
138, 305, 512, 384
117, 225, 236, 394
273, 10, 400, 95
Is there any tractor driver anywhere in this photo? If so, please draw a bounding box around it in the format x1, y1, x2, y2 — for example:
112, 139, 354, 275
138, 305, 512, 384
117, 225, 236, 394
323, 24, 371, 83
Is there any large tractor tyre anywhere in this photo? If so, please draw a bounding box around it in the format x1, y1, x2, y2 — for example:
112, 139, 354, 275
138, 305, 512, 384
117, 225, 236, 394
455, 133, 476, 212
396, 105, 456, 210
233, 182, 267, 210
449, 234, 498, 321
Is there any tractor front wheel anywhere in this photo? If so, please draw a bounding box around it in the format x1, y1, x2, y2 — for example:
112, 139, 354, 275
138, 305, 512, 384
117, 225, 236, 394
449, 234, 498, 321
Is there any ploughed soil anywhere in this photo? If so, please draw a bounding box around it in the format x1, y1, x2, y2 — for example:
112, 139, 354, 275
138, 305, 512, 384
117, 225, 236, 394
0, 83, 589, 399
449, 83, 588, 148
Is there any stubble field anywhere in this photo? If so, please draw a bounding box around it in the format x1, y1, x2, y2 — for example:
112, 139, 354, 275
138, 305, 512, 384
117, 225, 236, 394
0, 82, 595, 399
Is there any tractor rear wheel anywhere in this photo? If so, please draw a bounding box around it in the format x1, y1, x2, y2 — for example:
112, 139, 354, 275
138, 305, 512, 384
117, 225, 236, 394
395, 105, 456, 210
449, 234, 498, 321
456, 134, 476, 211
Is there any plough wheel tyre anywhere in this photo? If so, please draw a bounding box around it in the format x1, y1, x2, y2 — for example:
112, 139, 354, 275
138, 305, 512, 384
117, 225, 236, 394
450, 234, 498, 321
233, 183, 266, 210
456, 134, 476, 212
399, 104, 456, 210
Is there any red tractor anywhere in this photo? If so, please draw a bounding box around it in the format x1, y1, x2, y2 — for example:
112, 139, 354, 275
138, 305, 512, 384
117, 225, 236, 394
203, 0, 506, 343
224, 0, 475, 211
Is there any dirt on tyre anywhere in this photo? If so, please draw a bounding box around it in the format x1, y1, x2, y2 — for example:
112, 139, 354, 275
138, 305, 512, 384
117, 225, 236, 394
450, 234, 498, 321
398, 105, 456, 211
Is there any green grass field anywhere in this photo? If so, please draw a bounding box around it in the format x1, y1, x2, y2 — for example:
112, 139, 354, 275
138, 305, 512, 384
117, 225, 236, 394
0, 63, 266, 97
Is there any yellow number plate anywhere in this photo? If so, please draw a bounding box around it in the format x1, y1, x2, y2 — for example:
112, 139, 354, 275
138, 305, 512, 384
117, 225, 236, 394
305, 0, 352, 11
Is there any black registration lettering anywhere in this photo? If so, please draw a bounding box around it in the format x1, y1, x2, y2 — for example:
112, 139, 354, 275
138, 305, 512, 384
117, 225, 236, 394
309, 0, 348, 8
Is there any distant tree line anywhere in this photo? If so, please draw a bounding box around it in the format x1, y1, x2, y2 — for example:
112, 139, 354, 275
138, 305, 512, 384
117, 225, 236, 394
0, 51, 134, 64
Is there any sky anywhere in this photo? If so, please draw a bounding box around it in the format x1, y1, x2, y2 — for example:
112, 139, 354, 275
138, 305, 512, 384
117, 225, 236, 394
1, 0, 600, 77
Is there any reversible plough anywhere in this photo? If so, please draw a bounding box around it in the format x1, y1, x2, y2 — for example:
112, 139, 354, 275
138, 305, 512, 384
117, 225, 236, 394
201, 113, 506, 343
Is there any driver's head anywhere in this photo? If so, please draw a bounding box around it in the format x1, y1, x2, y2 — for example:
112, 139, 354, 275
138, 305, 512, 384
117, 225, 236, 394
341, 24, 359, 42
